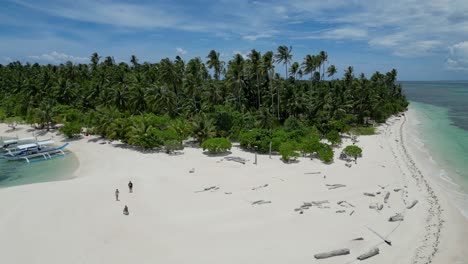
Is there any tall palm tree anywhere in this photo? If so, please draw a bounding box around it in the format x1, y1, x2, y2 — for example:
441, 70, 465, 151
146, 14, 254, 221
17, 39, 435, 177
248, 49, 261, 108
90, 52, 101, 70
327, 65, 337, 79
206, 50, 224, 80
319, 51, 328, 80
290, 62, 299, 79
274, 45, 293, 79
261, 51, 275, 116
302, 54, 317, 88
130, 55, 139, 68
274, 45, 292, 120
227, 54, 245, 112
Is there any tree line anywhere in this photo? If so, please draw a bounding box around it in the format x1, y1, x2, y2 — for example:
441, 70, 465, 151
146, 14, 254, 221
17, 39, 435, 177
0, 46, 408, 162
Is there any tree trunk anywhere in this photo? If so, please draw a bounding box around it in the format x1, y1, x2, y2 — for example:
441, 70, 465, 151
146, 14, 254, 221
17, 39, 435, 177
314, 248, 350, 259
357, 248, 379, 260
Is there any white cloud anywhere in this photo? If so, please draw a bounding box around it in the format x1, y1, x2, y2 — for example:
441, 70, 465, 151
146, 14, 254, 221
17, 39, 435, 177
176, 48, 187, 55
29, 51, 88, 64
446, 41, 468, 71
242, 33, 273, 41
318, 27, 368, 40
233, 51, 248, 59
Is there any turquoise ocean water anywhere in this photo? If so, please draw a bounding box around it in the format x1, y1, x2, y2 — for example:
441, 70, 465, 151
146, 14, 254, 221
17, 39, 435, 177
0, 142, 78, 188
401, 81, 468, 217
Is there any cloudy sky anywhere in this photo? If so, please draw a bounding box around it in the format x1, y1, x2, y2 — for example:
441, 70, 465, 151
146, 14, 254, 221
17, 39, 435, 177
1, 0, 467, 80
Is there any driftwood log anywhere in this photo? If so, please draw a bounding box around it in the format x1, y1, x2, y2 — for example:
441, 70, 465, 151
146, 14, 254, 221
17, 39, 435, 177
384, 192, 390, 203
394, 188, 402, 192
407, 200, 418, 209
364, 192, 375, 197
195, 186, 219, 193
314, 248, 350, 259
357, 248, 379, 260
389, 214, 404, 222
326, 184, 346, 190
352, 237, 364, 241
252, 200, 271, 205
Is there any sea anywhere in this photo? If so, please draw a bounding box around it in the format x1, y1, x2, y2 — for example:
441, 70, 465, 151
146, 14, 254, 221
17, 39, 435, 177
0, 141, 78, 188
401, 81, 468, 218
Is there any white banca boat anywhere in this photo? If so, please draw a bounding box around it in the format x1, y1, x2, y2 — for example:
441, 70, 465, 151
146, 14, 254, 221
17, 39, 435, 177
2, 140, 69, 163
1, 137, 37, 151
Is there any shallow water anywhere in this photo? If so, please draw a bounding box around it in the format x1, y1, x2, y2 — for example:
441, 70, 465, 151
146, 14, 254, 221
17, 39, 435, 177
402, 81, 468, 218
0, 144, 79, 188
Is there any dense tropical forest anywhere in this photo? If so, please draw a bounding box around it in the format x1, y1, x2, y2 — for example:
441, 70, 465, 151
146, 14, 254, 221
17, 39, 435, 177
0, 46, 408, 162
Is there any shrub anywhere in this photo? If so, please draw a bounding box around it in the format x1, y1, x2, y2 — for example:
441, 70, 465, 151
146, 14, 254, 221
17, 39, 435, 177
201, 137, 232, 154
60, 122, 82, 138
0, 108, 6, 121
279, 142, 299, 162
297, 135, 321, 158
343, 145, 362, 159
317, 144, 334, 163
350, 126, 376, 135
326, 130, 342, 145
164, 140, 184, 154
238, 129, 272, 152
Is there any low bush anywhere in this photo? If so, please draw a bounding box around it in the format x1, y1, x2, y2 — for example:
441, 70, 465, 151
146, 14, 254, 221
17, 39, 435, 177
164, 140, 184, 154
317, 144, 334, 163
279, 142, 299, 162
201, 137, 232, 154
60, 122, 82, 138
343, 145, 362, 159
350, 126, 375, 135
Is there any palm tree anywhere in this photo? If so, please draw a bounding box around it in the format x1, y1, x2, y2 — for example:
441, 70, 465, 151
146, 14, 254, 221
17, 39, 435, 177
290, 62, 299, 79
130, 55, 139, 68
206, 50, 224, 80
327, 65, 337, 79
248, 49, 261, 108
261, 51, 275, 115
226, 54, 245, 112
90, 52, 101, 70
274, 45, 292, 120
302, 55, 317, 88
319, 51, 328, 80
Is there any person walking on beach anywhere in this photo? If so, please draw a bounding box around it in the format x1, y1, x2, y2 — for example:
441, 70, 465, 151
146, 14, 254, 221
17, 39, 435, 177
123, 205, 129, 215
115, 189, 120, 201
128, 181, 133, 193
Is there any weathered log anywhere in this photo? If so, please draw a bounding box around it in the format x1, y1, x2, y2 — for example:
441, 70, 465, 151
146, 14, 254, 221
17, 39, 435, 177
326, 184, 346, 190
394, 188, 402, 192
352, 237, 364, 241
337, 200, 355, 207
349, 210, 355, 216
377, 204, 384, 211
357, 248, 379, 260
195, 186, 218, 193
304, 172, 321, 174
384, 192, 390, 203
407, 200, 418, 209
336, 210, 346, 213
364, 192, 375, 197
252, 200, 271, 205
314, 248, 350, 259
389, 214, 404, 222
252, 184, 268, 190
369, 203, 378, 209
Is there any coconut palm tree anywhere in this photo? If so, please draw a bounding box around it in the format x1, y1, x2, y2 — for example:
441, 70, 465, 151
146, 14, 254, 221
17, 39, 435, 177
226, 54, 245, 112
290, 62, 299, 79
247, 49, 261, 108
327, 65, 337, 79
206, 50, 224, 80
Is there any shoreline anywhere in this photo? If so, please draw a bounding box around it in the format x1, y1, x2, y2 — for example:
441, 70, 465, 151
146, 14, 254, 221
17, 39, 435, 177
0, 113, 466, 263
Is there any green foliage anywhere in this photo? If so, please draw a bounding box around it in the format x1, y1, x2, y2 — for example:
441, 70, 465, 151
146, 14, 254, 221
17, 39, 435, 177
5, 116, 23, 124
297, 135, 321, 157
317, 144, 334, 163
350, 126, 376, 135
238, 129, 272, 152
279, 141, 299, 162
343, 145, 362, 158
0, 108, 5, 121
60, 122, 82, 138
326, 130, 342, 145
164, 140, 184, 154
201, 137, 232, 154
192, 114, 216, 143
283, 116, 302, 132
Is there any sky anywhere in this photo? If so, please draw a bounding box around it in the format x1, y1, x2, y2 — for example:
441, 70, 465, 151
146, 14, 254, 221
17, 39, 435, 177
0, 0, 467, 80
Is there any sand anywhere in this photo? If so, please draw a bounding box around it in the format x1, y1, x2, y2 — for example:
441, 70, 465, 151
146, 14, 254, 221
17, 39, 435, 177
0, 112, 466, 264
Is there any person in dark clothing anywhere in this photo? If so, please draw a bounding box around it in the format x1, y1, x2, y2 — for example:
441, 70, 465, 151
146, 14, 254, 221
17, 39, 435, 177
123, 205, 129, 215
128, 181, 133, 193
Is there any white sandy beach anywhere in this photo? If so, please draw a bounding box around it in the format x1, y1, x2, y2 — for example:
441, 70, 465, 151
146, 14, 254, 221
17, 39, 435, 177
0, 111, 466, 264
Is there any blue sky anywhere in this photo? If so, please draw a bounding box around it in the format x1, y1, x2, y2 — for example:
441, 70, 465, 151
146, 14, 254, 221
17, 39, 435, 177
1, 0, 468, 80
